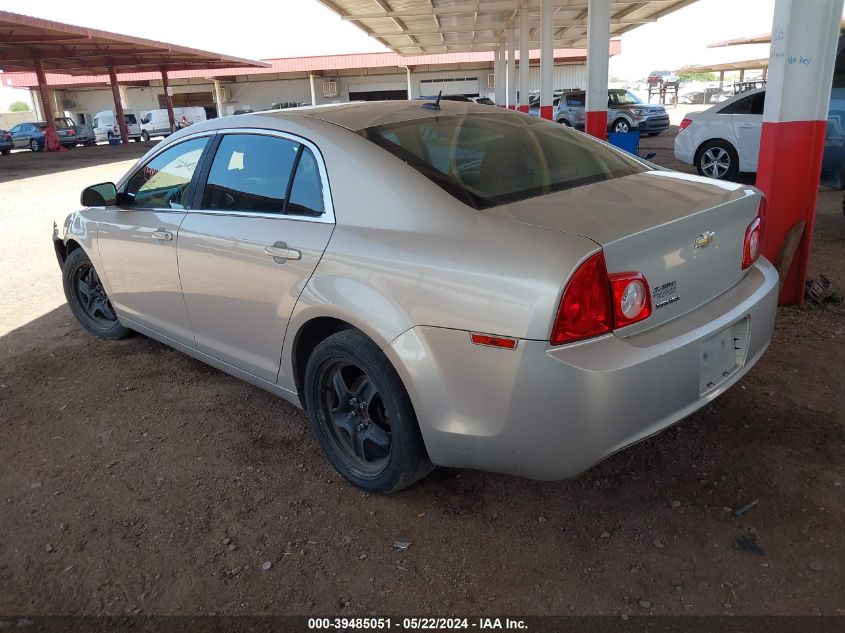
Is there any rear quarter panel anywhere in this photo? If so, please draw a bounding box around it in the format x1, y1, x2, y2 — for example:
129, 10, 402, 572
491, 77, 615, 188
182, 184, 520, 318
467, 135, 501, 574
278, 117, 599, 392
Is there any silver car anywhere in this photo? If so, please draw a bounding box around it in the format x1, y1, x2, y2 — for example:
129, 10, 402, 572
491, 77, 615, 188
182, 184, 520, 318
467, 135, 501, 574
54, 101, 778, 494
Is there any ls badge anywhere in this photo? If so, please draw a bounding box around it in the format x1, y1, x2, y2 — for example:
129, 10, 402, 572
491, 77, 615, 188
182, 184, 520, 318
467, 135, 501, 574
695, 230, 716, 249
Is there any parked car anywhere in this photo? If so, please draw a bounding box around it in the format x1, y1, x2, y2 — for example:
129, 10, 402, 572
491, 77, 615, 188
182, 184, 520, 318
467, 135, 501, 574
647, 70, 680, 87
9, 121, 77, 151
140, 107, 206, 141
55, 102, 777, 493
0, 129, 11, 155
530, 89, 670, 135
55, 116, 95, 146
271, 102, 307, 110
92, 110, 142, 142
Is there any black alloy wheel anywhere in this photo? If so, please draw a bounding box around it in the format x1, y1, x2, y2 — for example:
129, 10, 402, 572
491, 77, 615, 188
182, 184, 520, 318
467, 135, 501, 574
62, 247, 130, 339
304, 330, 433, 493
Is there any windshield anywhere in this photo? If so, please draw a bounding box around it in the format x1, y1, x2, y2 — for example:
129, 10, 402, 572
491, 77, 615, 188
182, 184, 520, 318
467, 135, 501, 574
610, 90, 643, 105
362, 111, 648, 210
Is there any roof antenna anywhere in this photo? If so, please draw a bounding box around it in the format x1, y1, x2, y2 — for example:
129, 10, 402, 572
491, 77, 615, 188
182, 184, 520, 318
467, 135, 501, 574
422, 90, 442, 110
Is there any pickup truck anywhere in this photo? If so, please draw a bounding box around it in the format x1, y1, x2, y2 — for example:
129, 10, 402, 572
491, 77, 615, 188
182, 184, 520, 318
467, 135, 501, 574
56, 117, 95, 146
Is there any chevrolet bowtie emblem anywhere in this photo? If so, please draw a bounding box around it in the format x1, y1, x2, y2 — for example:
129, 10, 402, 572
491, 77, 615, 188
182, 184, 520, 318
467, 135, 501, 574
695, 231, 716, 249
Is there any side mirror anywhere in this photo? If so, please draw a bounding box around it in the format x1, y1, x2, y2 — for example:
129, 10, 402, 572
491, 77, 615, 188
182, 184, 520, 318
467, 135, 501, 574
81, 182, 117, 207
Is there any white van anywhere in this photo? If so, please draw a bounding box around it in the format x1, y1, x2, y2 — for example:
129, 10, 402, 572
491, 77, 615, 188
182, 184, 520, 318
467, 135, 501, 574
140, 107, 206, 141
92, 110, 142, 142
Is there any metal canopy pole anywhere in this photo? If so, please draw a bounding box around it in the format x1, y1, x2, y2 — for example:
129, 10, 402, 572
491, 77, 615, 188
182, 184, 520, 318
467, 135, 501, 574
32, 54, 59, 151
494, 44, 504, 105
506, 28, 516, 109
540, 0, 554, 120
108, 65, 129, 144
756, 0, 845, 304
585, 0, 611, 139
518, 5, 530, 113
160, 67, 176, 134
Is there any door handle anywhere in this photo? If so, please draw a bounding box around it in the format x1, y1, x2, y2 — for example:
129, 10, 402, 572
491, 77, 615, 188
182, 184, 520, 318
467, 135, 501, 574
151, 229, 173, 241
264, 242, 302, 262
738, 123, 755, 128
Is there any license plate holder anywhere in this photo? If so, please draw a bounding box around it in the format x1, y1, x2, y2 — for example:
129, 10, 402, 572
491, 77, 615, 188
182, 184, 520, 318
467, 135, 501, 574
699, 324, 739, 394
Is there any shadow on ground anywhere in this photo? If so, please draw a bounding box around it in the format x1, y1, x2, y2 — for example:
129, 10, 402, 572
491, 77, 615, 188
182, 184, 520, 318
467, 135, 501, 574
1, 300, 842, 616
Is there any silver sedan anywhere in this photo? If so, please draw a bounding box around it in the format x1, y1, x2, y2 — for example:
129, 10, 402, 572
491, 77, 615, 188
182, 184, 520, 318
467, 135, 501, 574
54, 101, 778, 493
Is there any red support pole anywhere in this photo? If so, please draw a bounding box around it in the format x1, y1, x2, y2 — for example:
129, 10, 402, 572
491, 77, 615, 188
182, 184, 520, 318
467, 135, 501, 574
32, 55, 59, 152
108, 65, 129, 145
161, 67, 176, 134
754, 0, 844, 305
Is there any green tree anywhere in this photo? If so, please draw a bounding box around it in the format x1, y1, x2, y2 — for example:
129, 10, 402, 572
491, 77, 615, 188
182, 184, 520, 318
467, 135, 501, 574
8, 100, 31, 112
678, 71, 718, 82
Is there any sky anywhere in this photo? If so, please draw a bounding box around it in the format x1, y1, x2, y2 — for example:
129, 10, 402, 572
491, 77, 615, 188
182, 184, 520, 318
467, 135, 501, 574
0, 0, 782, 109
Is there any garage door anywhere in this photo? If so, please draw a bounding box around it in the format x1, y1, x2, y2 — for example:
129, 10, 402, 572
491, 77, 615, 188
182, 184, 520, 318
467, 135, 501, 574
419, 77, 480, 97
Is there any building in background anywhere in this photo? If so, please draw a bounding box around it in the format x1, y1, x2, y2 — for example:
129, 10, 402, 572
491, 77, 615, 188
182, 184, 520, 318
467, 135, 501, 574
1, 44, 619, 124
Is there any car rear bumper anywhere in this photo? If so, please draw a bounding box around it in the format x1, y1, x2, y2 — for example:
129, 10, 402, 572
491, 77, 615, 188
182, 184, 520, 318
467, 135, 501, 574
390, 258, 778, 480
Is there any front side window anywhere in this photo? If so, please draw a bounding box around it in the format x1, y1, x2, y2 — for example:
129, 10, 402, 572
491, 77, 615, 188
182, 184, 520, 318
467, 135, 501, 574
363, 112, 648, 209
123, 136, 209, 209
202, 134, 300, 214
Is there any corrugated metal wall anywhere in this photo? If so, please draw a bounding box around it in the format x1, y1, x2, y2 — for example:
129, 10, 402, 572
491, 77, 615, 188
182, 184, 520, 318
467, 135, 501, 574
59, 62, 587, 119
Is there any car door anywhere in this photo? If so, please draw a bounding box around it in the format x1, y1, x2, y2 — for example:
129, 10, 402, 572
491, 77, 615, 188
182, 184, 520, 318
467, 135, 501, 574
565, 93, 586, 129
177, 130, 334, 382
729, 92, 764, 170
96, 134, 213, 346
11, 124, 29, 148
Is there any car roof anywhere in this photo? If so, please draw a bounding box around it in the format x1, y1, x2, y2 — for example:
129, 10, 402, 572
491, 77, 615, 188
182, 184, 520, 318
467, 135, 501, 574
247, 100, 500, 132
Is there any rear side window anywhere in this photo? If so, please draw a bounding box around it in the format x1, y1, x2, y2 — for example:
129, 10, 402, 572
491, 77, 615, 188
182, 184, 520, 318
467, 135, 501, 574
719, 93, 764, 115
201, 133, 325, 217
566, 94, 585, 107
124, 114, 138, 125
363, 112, 647, 209
288, 148, 325, 216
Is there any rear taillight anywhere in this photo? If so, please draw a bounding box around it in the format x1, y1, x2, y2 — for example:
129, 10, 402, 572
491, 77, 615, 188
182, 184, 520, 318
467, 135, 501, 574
742, 216, 763, 269
679, 118, 693, 131
609, 272, 652, 328
552, 252, 652, 345
551, 252, 613, 345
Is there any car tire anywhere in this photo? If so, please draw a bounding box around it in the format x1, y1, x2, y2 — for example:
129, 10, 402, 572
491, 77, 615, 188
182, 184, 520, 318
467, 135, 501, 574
133, 137, 141, 142
611, 118, 631, 133
1, 148, 9, 156
141, 131, 150, 142
30, 139, 41, 152
62, 248, 131, 340
647, 132, 660, 137
304, 329, 434, 494
557, 118, 572, 127
695, 140, 739, 180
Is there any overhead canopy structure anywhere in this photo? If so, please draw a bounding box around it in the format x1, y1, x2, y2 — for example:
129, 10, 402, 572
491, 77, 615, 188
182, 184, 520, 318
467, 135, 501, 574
0, 10, 267, 145
708, 20, 845, 48
0, 10, 268, 74
317, 0, 699, 54
676, 58, 769, 74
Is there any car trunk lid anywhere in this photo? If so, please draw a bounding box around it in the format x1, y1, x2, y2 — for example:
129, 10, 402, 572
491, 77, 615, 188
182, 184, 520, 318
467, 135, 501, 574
490, 170, 762, 335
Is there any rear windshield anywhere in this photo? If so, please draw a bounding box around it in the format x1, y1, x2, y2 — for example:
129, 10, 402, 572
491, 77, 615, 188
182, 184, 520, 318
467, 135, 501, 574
124, 114, 137, 124
362, 112, 648, 209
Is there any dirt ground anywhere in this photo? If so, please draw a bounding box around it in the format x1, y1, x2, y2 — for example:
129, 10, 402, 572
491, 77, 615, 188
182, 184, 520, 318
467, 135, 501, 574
0, 132, 843, 617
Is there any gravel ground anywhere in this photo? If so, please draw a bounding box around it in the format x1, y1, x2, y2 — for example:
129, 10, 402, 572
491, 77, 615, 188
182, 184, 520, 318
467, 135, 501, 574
1, 131, 843, 617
